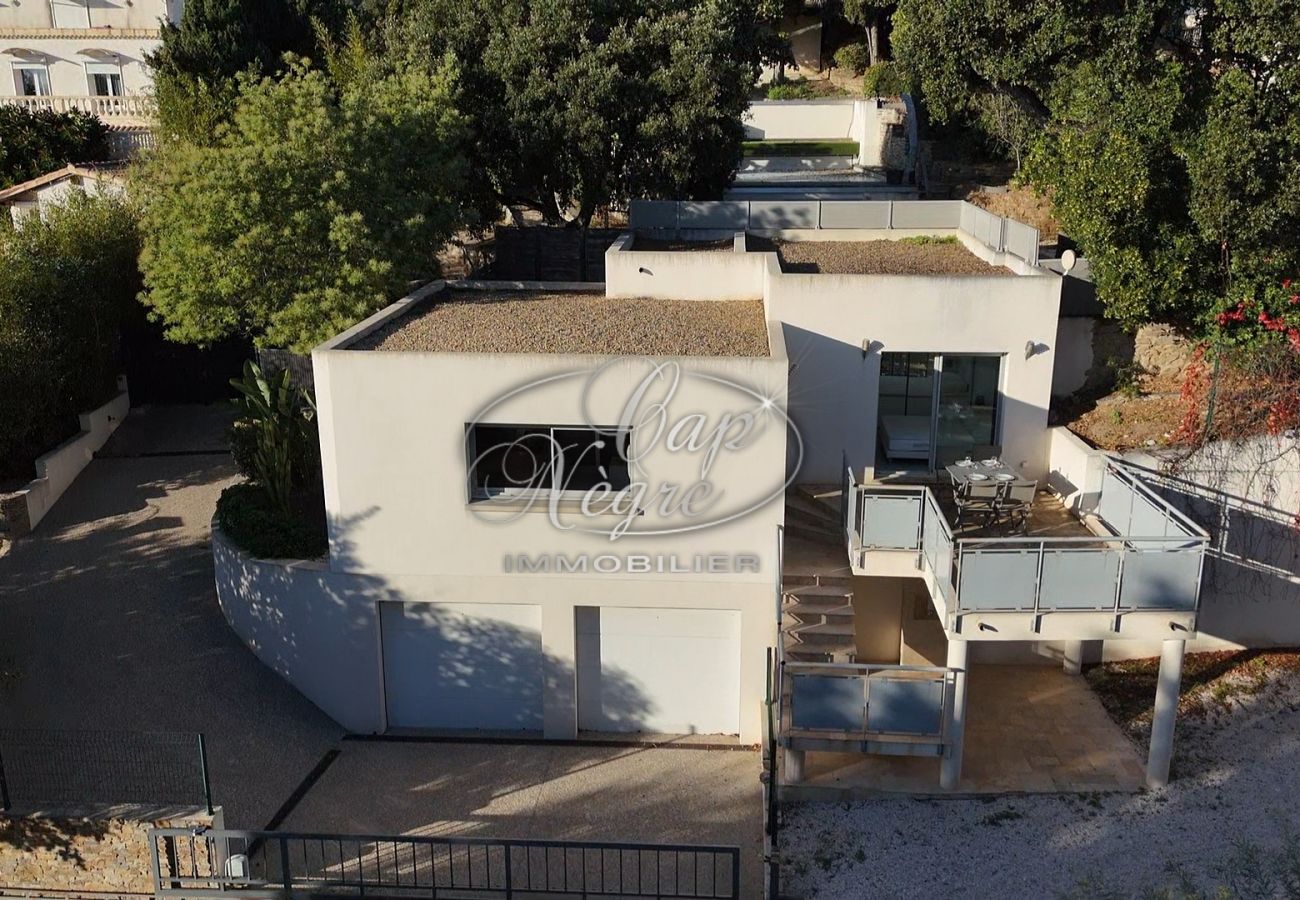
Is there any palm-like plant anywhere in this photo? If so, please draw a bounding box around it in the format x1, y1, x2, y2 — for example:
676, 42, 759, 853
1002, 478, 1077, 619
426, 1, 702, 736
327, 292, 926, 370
229, 360, 316, 515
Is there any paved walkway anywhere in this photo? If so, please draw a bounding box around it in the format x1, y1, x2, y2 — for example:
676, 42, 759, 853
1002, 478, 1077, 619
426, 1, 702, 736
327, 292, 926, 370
0, 405, 343, 828
0, 405, 766, 895
798, 664, 1145, 796
281, 740, 764, 896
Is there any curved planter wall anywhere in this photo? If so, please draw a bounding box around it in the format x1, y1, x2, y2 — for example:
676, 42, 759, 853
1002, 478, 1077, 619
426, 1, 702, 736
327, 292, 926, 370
212, 524, 385, 733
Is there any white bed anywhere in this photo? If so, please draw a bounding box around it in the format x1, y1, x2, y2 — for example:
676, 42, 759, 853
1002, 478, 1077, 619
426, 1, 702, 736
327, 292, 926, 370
879, 415, 932, 461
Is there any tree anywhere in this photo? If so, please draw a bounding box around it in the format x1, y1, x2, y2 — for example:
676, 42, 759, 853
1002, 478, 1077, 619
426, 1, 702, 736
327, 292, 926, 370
135, 57, 477, 352
889, 0, 1300, 331
0, 195, 139, 476
842, 0, 895, 67
0, 106, 110, 190
384, 0, 768, 228
147, 0, 344, 143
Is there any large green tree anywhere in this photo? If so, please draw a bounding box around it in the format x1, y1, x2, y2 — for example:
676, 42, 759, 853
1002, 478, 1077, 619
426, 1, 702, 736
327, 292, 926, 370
0, 107, 110, 190
890, 0, 1300, 330
379, 0, 768, 227
136, 57, 477, 351
147, 0, 345, 143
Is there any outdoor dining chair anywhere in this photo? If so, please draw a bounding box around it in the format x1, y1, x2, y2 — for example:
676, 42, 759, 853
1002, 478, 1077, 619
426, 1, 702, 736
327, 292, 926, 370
995, 481, 1038, 533
953, 480, 1001, 527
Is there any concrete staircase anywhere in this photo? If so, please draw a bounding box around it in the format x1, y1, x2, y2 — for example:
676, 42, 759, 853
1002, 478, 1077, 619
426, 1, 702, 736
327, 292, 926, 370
782, 487, 857, 663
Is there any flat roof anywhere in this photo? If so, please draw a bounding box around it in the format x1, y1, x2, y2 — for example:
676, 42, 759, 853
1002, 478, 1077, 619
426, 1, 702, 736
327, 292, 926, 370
351, 289, 770, 357
747, 237, 1012, 276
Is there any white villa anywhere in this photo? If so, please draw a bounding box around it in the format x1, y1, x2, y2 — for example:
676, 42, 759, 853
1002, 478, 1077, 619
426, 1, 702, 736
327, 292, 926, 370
214, 200, 1209, 797
0, 0, 178, 124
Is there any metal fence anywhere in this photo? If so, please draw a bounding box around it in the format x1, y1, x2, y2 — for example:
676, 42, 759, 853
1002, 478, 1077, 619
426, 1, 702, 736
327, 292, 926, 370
150, 828, 741, 899
0, 729, 212, 813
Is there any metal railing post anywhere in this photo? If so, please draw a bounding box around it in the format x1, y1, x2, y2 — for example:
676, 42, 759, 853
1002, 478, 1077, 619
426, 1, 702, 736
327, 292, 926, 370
279, 835, 292, 892
0, 742, 10, 811
197, 733, 213, 815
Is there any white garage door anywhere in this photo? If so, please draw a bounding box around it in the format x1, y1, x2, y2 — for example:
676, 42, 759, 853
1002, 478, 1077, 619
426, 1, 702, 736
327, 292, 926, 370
576, 607, 741, 735
381, 602, 543, 731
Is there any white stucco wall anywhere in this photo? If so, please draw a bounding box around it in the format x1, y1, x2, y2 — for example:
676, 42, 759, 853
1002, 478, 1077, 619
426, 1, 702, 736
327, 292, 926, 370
605, 233, 767, 300
743, 99, 897, 168
6, 380, 129, 533
766, 267, 1063, 483
1, 37, 160, 97
299, 290, 791, 741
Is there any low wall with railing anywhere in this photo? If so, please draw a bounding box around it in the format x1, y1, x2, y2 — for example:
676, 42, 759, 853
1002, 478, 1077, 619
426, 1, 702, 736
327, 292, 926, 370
845, 460, 1208, 624
627, 200, 1041, 267
0, 94, 155, 121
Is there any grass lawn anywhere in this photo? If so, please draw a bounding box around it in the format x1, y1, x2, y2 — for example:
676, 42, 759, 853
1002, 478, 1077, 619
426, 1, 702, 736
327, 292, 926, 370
742, 140, 860, 158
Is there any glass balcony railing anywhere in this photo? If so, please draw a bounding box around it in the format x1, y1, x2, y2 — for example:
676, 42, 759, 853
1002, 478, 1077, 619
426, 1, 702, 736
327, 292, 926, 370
844, 461, 1208, 620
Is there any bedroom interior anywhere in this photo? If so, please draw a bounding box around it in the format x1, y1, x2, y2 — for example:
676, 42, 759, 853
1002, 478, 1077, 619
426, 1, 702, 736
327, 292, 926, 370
876, 351, 1001, 477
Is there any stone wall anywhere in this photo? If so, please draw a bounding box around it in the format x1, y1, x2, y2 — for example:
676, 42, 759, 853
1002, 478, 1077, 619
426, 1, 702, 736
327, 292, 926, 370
0, 811, 214, 896
1133, 323, 1194, 380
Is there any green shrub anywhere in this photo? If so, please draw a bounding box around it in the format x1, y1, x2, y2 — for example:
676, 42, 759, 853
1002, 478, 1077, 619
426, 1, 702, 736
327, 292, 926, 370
898, 235, 959, 246
227, 418, 260, 479
862, 62, 907, 98
229, 361, 319, 515
764, 79, 820, 101
0, 106, 111, 190
0, 195, 138, 479
216, 482, 327, 560
834, 43, 871, 76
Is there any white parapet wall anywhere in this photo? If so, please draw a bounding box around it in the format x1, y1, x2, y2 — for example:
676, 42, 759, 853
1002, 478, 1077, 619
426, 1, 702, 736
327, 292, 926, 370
742, 98, 904, 168
604, 232, 769, 300
0, 378, 129, 535
1046, 425, 1109, 515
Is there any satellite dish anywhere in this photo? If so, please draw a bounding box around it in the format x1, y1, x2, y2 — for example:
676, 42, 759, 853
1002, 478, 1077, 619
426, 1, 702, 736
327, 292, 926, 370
1061, 249, 1077, 273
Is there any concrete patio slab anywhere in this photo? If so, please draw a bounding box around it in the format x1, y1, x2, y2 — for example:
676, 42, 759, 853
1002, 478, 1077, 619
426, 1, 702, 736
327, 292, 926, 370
278, 740, 765, 896
792, 664, 1145, 797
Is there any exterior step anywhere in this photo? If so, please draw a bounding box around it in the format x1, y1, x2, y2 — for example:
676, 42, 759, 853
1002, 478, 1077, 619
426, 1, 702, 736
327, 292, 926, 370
785, 490, 841, 527
785, 504, 840, 535
785, 523, 842, 545
789, 621, 855, 638
784, 584, 853, 600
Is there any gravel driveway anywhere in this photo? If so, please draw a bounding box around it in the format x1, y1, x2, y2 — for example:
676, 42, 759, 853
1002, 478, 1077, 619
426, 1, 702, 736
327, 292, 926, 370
781, 670, 1300, 898
0, 405, 343, 828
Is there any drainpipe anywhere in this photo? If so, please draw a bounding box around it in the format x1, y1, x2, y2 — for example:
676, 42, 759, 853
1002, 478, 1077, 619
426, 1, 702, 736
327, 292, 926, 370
939, 639, 969, 790
1146, 638, 1185, 788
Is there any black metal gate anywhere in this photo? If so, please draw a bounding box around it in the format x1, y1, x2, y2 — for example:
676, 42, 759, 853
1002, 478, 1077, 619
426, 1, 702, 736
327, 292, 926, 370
150, 828, 741, 899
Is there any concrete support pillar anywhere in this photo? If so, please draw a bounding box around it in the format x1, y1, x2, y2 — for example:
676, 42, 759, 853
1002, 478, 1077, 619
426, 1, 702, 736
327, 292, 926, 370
1146, 639, 1186, 789
939, 639, 969, 790
1062, 640, 1085, 676
784, 748, 805, 785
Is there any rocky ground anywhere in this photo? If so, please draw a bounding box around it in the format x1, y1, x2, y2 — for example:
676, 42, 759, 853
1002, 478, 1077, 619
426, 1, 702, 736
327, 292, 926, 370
748, 238, 1011, 276
781, 653, 1300, 899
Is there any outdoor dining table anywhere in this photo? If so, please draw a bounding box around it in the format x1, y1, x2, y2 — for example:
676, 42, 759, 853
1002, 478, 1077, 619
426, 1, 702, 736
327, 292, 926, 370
945, 458, 1030, 488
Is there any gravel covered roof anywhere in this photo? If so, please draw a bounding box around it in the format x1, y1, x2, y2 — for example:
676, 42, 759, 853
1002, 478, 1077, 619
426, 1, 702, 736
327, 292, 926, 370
747, 237, 1012, 276
351, 290, 770, 357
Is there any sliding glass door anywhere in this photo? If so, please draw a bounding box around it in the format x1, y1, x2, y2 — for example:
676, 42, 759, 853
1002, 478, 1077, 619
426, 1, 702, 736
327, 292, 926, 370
876, 352, 1002, 477
932, 355, 1001, 468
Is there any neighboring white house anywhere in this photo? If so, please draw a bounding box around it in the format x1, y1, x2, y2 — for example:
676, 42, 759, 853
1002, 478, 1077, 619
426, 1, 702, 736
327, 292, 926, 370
213, 199, 1212, 797
0, 161, 126, 223
0, 0, 179, 124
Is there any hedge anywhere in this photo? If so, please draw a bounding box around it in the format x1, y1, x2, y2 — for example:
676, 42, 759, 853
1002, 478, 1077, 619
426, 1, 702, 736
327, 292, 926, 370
0, 195, 139, 479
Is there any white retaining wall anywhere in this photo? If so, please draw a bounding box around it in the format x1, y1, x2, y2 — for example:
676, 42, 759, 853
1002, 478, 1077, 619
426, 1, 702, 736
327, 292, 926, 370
742, 99, 904, 168
1, 378, 129, 534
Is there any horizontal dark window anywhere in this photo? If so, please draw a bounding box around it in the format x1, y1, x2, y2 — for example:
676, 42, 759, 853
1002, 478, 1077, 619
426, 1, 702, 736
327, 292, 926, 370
468, 424, 631, 498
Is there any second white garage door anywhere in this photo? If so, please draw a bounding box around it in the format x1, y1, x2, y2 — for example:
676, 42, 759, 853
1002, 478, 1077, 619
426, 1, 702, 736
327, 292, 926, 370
576, 607, 741, 736
381, 602, 544, 732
